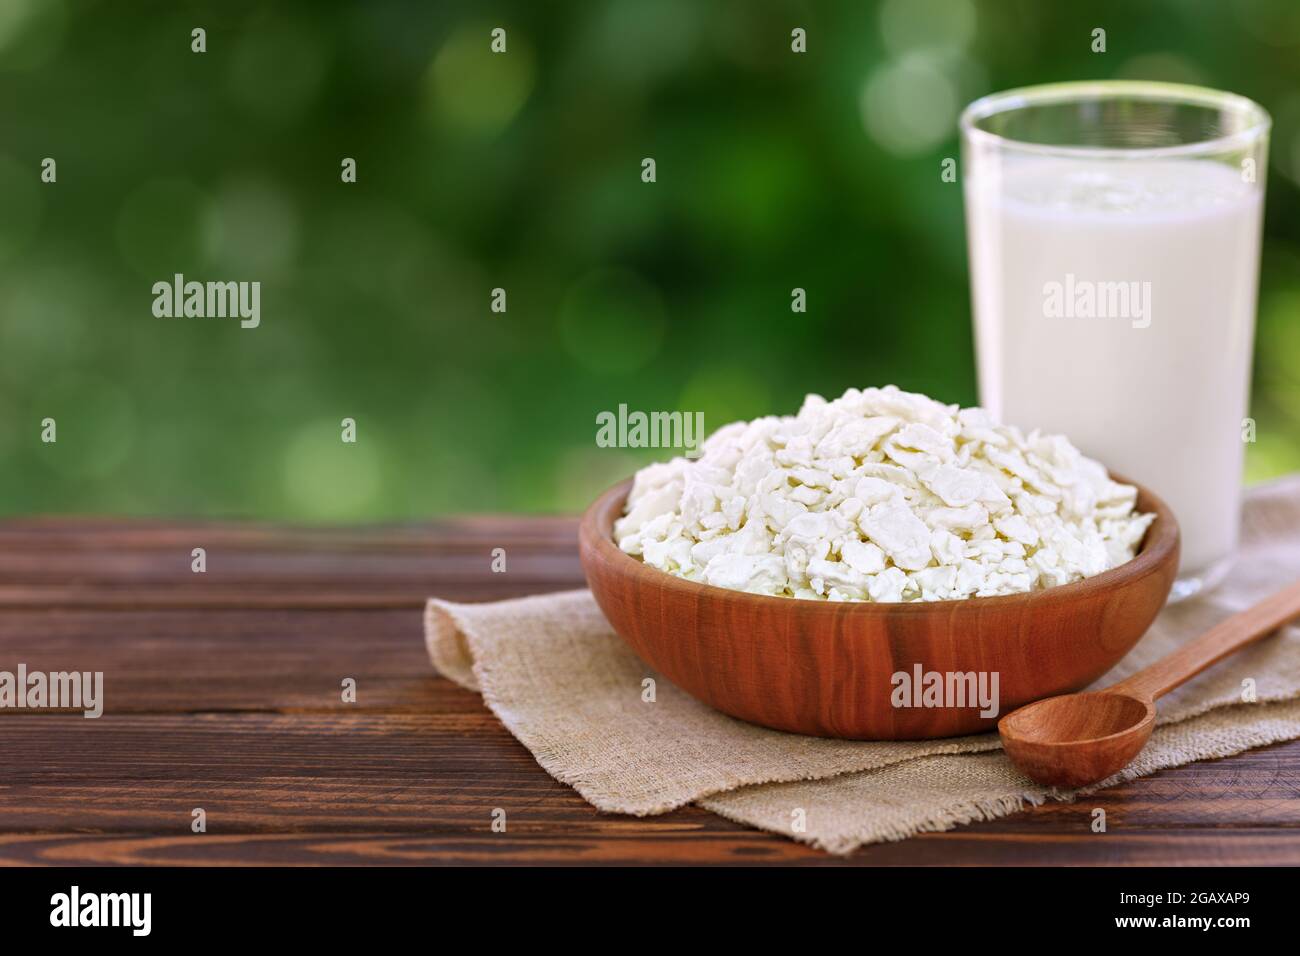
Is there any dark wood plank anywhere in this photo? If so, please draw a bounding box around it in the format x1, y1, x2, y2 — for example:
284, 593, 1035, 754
0, 829, 818, 866
6, 827, 1300, 866
0, 582, 579, 610
0, 518, 584, 607
0, 609, 455, 711
0, 712, 1297, 865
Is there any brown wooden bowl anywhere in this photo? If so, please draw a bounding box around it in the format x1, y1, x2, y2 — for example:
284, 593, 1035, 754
579, 476, 1179, 740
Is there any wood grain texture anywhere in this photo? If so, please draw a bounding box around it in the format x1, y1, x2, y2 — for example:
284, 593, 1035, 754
0, 513, 1296, 866
580, 478, 1180, 739
0, 515, 581, 609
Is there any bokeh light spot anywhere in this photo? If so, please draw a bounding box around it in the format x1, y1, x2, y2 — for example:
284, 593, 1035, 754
0, 0, 35, 52
861, 54, 958, 156
0, 0, 64, 71
202, 177, 300, 274
426, 24, 534, 139
0, 264, 95, 384
281, 422, 384, 519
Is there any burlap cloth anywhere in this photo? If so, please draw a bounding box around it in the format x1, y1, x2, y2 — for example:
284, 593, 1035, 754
425, 475, 1300, 854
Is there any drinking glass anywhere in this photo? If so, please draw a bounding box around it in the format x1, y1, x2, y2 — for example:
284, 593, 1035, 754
961, 81, 1270, 601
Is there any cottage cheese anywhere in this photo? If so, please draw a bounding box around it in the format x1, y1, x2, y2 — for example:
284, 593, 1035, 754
614, 386, 1155, 602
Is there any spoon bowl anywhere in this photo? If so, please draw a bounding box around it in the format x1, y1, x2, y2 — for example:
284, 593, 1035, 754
998, 692, 1155, 788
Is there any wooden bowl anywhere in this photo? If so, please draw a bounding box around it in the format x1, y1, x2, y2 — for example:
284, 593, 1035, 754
579, 477, 1179, 740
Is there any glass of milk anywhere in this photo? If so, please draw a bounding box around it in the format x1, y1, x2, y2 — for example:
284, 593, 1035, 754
961, 81, 1270, 601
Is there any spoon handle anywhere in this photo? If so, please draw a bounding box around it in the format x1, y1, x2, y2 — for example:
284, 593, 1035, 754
1109, 579, 1300, 702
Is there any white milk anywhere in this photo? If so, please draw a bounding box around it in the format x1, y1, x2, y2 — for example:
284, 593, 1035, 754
965, 158, 1263, 577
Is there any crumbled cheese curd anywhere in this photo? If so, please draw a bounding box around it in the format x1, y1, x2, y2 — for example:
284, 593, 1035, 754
614, 386, 1155, 602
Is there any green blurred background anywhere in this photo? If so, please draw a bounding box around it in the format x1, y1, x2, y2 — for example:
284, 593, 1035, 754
1, 0, 1298, 519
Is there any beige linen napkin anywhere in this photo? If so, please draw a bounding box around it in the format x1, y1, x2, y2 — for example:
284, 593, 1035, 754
425, 475, 1300, 854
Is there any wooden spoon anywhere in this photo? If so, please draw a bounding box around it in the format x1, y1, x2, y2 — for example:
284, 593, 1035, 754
999, 579, 1300, 788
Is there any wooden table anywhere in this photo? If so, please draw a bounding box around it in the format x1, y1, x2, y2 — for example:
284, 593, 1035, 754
2, 516, 1298, 866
